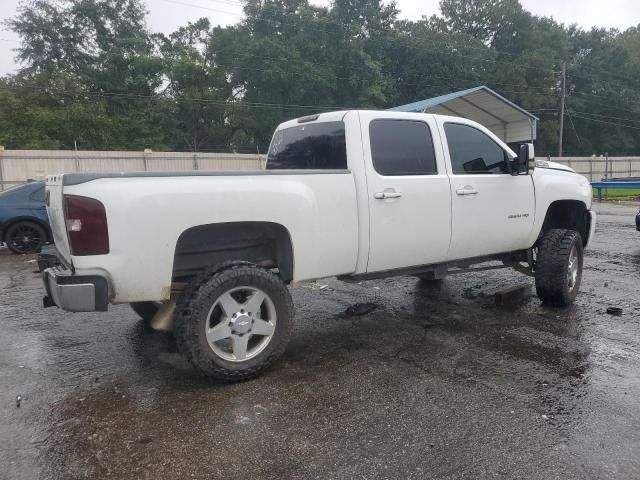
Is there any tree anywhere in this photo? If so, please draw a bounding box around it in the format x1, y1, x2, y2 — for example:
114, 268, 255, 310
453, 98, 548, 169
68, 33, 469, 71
5, 0, 166, 150
1, 0, 639, 155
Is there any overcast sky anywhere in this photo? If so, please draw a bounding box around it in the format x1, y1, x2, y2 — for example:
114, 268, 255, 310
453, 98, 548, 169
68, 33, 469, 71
1, 0, 639, 76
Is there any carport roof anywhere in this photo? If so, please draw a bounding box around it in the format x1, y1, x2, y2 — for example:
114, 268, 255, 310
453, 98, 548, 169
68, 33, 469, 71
388, 85, 538, 143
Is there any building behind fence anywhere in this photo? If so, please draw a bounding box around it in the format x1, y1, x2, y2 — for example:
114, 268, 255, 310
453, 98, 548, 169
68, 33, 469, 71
0, 149, 266, 190
0, 149, 638, 191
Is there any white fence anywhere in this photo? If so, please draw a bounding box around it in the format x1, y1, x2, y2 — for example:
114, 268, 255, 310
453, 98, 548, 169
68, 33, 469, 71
1, 149, 638, 190
0, 149, 266, 190
543, 156, 640, 181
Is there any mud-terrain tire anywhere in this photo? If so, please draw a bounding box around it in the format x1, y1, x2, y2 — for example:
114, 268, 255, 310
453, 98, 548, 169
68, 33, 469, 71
535, 229, 583, 307
130, 302, 160, 325
174, 265, 295, 382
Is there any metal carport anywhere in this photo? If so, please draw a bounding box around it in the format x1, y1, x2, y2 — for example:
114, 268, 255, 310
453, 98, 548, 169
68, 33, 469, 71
389, 85, 538, 144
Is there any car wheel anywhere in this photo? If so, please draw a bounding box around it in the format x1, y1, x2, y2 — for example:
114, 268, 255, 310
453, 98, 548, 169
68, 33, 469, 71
5, 221, 47, 254
535, 229, 583, 307
174, 264, 295, 382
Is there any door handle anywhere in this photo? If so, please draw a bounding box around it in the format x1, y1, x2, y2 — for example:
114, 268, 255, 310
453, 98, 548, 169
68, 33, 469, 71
374, 191, 402, 199
456, 186, 479, 196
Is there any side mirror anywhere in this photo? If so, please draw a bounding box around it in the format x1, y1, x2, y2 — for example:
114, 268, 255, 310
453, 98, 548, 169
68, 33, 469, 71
512, 143, 534, 175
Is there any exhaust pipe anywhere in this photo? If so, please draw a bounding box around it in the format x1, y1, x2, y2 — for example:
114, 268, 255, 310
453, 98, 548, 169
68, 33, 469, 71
150, 284, 184, 331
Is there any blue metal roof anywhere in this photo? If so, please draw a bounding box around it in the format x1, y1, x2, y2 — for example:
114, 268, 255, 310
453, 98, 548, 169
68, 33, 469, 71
388, 85, 539, 121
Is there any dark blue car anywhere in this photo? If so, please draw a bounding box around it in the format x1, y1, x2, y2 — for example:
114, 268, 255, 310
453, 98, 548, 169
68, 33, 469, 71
0, 181, 51, 254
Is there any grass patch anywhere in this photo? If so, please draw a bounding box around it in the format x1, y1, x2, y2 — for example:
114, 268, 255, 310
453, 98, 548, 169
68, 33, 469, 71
593, 188, 640, 200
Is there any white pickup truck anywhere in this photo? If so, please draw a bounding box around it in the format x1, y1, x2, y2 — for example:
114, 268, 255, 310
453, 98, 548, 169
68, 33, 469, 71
40, 110, 596, 381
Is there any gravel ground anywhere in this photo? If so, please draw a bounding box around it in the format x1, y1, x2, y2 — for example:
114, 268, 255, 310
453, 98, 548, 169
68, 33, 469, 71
1, 201, 639, 480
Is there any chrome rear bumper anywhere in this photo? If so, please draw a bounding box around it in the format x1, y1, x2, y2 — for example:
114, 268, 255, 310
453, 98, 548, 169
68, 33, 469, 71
39, 250, 108, 312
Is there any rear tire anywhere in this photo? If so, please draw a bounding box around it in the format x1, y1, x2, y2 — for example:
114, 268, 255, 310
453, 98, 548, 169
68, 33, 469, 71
174, 265, 295, 382
5, 221, 46, 254
535, 229, 583, 307
130, 302, 160, 325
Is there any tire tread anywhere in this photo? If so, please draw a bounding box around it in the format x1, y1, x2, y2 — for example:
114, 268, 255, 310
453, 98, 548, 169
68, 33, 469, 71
535, 228, 582, 307
174, 263, 294, 382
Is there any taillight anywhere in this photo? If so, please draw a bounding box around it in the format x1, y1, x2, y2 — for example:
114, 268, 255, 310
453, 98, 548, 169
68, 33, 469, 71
64, 195, 109, 256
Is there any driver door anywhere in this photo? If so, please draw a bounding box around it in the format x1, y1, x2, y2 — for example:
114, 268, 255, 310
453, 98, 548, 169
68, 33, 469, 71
438, 120, 535, 261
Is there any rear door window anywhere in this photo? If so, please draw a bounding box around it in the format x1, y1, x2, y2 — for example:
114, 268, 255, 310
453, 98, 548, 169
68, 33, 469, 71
267, 121, 347, 170
445, 123, 510, 174
369, 119, 437, 176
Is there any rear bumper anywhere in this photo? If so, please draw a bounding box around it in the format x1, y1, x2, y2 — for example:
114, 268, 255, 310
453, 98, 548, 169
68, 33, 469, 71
39, 250, 109, 312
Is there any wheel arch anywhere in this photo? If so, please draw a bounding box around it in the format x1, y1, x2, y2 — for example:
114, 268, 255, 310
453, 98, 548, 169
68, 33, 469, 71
537, 200, 590, 246
172, 221, 295, 284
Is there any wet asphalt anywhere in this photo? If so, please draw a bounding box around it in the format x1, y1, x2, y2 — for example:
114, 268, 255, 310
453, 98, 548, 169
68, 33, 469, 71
1, 202, 640, 480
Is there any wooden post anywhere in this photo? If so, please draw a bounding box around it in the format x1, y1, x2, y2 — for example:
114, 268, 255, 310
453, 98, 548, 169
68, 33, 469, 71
558, 62, 566, 157
143, 148, 152, 171
0, 147, 4, 191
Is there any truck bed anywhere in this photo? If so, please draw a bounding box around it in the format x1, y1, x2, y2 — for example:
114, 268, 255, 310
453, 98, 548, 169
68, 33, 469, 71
60, 169, 351, 185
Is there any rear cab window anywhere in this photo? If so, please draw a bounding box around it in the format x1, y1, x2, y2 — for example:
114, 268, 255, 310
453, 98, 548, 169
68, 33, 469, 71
369, 119, 437, 175
266, 121, 347, 170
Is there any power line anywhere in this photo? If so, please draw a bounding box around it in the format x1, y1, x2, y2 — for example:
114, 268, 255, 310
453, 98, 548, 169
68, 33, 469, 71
571, 110, 640, 125
156, 0, 241, 15
570, 113, 640, 131
3, 78, 637, 122
0, 83, 354, 111
4, 4, 640, 114
567, 92, 640, 115
566, 109, 582, 146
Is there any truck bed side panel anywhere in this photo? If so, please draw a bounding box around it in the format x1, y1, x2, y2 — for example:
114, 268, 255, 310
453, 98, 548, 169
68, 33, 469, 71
64, 172, 358, 303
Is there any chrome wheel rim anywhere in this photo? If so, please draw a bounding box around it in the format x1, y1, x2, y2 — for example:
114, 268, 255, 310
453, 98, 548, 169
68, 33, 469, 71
567, 245, 579, 292
8, 224, 43, 253
205, 286, 276, 362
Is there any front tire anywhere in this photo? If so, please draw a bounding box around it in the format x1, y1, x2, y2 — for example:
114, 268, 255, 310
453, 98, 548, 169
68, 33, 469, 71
5, 221, 46, 254
535, 229, 583, 307
174, 265, 295, 382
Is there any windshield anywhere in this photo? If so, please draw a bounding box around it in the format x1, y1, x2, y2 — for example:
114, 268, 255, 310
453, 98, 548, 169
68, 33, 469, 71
266, 121, 347, 170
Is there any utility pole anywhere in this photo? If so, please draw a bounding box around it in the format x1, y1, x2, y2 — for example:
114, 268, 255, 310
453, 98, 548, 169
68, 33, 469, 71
558, 62, 566, 157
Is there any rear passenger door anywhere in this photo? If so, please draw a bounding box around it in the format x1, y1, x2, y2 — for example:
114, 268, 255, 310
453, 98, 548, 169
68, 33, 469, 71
439, 120, 535, 260
360, 112, 452, 273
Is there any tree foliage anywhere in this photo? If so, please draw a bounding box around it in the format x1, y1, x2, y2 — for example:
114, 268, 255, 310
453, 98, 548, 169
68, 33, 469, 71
0, 0, 639, 155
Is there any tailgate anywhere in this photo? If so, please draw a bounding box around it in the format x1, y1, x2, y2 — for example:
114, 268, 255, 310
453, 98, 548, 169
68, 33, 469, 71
45, 175, 72, 264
